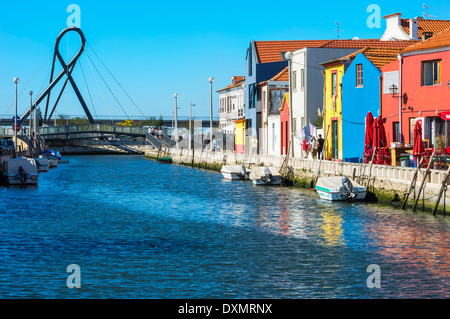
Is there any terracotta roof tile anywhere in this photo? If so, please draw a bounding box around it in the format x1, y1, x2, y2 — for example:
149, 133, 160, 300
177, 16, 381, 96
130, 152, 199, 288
216, 78, 245, 92
320, 39, 417, 49
260, 67, 289, 86
362, 48, 404, 69
254, 40, 329, 63
323, 47, 403, 69
254, 39, 418, 64
401, 19, 450, 39
402, 27, 450, 53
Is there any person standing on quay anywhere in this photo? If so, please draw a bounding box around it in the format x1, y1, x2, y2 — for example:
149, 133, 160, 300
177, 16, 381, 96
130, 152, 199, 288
311, 136, 318, 160
318, 134, 324, 160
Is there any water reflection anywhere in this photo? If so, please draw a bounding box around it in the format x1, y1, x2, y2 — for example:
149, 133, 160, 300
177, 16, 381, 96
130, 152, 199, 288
0, 155, 449, 298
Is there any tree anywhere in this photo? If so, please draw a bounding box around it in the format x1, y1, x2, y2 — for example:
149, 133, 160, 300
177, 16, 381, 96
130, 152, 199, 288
117, 119, 134, 126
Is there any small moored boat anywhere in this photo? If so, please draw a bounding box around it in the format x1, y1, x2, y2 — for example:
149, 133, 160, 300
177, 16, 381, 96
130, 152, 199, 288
158, 157, 173, 164
315, 176, 366, 201
221, 165, 250, 180
1, 157, 39, 186
40, 150, 61, 168
250, 166, 282, 186
35, 157, 50, 172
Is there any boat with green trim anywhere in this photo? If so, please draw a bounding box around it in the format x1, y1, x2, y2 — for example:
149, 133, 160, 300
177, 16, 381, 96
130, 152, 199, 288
158, 157, 173, 164
315, 176, 366, 201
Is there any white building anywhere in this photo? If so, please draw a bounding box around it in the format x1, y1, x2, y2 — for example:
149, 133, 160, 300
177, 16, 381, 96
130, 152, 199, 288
217, 76, 245, 135
260, 68, 288, 156
289, 47, 359, 157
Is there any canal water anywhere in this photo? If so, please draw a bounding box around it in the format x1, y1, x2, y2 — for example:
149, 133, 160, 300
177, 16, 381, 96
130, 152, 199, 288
0, 155, 449, 299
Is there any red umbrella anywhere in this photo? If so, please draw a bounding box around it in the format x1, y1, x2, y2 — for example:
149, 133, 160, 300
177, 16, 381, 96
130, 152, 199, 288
378, 115, 387, 147
413, 120, 425, 158
365, 112, 374, 153
373, 117, 380, 148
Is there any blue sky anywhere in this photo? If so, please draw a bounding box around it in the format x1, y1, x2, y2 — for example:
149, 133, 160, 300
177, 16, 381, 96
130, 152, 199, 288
1, 0, 450, 121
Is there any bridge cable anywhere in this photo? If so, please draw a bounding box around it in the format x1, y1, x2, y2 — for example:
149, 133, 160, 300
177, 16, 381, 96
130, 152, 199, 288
79, 58, 98, 121
83, 48, 130, 120
83, 51, 115, 125
1, 47, 54, 122
86, 42, 147, 119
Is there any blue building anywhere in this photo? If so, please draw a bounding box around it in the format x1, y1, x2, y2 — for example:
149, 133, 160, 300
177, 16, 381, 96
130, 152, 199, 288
341, 47, 402, 162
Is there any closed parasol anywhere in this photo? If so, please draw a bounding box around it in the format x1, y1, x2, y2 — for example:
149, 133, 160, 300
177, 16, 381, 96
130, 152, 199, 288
373, 117, 380, 149
378, 115, 387, 147
413, 120, 425, 158
365, 112, 374, 153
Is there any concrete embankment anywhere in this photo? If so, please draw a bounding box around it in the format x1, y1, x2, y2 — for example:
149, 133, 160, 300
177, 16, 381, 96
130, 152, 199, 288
145, 148, 450, 216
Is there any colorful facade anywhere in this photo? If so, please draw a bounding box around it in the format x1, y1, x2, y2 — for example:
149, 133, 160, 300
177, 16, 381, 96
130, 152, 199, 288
382, 28, 450, 148
340, 48, 403, 162
234, 119, 246, 154
322, 60, 345, 161
279, 93, 290, 155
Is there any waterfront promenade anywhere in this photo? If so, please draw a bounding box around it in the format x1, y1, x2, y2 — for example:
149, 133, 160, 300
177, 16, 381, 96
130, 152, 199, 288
146, 148, 450, 214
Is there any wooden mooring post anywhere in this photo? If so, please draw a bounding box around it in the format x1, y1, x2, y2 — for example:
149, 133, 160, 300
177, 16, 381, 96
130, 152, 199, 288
402, 155, 425, 209
413, 151, 435, 212
432, 165, 450, 216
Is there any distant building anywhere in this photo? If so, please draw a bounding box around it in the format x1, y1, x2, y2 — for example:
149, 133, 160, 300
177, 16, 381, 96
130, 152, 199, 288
217, 76, 245, 135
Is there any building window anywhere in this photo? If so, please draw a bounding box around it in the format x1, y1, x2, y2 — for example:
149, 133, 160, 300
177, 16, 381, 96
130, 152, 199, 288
410, 118, 416, 145
356, 64, 363, 87
332, 72, 337, 96
422, 60, 441, 86
300, 69, 305, 90
292, 71, 297, 92
393, 122, 400, 142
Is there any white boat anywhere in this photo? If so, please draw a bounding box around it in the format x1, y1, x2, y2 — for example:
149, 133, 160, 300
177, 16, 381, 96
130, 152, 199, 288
40, 154, 58, 168
1, 157, 39, 186
250, 166, 282, 186
221, 165, 250, 180
35, 157, 50, 172
315, 176, 366, 201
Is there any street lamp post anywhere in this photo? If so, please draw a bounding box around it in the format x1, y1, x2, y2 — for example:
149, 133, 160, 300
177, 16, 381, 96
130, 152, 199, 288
13, 77, 19, 154
189, 101, 196, 151
285, 51, 294, 158
209, 77, 214, 152
174, 93, 179, 149
29, 91, 33, 139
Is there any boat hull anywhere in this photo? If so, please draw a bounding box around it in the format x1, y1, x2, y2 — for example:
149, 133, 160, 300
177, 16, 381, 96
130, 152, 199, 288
250, 166, 282, 186
252, 176, 283, 186
315, 176, 367, 201
1, 157, 39, 186
220, 165, 250, 180
316, 187, 367, 201
35, 158, 49, 172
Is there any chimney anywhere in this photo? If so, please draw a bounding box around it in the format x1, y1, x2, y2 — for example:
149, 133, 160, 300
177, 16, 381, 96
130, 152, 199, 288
422, 31, 434, 41
409, 18, 419, 40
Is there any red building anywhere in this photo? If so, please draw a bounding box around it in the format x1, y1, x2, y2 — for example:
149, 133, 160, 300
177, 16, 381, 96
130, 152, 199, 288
382, 27, 450, 149
279, 93, 290, 155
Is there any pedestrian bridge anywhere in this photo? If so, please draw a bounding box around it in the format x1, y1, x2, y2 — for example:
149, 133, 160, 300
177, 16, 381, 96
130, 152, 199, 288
0, 124, 176, 150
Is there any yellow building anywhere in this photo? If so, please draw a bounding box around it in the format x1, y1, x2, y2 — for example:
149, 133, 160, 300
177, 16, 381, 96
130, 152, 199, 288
321, 59, 345, 161
234, 119, 245, 154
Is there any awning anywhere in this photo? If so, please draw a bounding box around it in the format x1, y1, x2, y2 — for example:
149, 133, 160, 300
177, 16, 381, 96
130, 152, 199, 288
439, 111, 450, 120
